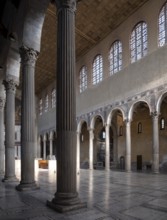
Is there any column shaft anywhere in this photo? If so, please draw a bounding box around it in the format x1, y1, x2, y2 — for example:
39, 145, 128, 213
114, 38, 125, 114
152, 113, 159, 173
0, 96, 5, 175
16, 46, 39, 191
3, 80, 17, 181
56, 8, 76, 194
125, 120, 131, 172
105, 124, 110, 171
47, 0, 86, 212
49, 138, 53, 157
89, 129, 94, 170
76, 132, 80, 174
43, 139, 46, 160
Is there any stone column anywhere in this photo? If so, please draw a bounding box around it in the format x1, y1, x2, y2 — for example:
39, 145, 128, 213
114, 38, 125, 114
49, 135, 53, 158
105, 124, 110, 171
47, 0, 86, 212
125, 119, 131, 172
16, 46, 39, 191
37, 136, 41, 158
76, 131, 80, 174
89, 128, 94, 170
43, 135, 46, 160
0, 96, 5, 175
152, 112, 159, 173
3, 79, 18, 182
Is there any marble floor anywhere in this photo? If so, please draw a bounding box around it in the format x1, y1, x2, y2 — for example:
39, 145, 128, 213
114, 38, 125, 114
0, 169, 167, 220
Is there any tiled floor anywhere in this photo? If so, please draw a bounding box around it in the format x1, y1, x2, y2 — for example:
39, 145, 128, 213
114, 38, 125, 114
0, 169, 167, 220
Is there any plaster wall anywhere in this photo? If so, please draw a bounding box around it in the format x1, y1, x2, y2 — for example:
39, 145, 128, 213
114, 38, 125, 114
37, 81, 56, 134
76, 0, 167, 116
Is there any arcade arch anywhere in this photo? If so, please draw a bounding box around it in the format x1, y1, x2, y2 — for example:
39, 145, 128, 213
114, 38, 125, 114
130, 101, 152, 171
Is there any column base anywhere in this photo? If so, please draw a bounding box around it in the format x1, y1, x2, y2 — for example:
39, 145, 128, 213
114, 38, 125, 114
47, 192, 87, 213
153, 170, 159, 174
0, 171, 4, 176
125, 170, 132, 173
105, 167, 110, 171
2, 176, 18, 182
16, 181, 40, 191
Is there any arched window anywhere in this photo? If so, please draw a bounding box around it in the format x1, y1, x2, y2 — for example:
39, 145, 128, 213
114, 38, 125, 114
109, 40, 122, 75
138, 122, 142, 133
39, 98, 43, 115
159, 2, 167, 47
130, 22, 148, 63
79, 66, 87, 93
51, 89, 56, 108
160, 118, 165, 130
92, 54, 103, 85
44, 94, 48, 112
99, 128, 105, 140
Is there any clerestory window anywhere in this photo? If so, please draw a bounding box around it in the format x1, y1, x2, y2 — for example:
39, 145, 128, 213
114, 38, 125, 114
51, 89, 56, 108
79, 66, 87, 93
159, 2, 167, 47
39, 98, 43, 115
130, 21, 148, 63
92, 54, 103, 85
44, 94, 48, 112
109, 40, 122, 75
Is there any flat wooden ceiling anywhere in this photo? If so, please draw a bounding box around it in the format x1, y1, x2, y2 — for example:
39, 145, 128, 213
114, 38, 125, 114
35, 0, 149, 94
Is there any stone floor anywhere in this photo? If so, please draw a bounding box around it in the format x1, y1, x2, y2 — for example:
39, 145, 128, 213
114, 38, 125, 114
0, 169, 167, 220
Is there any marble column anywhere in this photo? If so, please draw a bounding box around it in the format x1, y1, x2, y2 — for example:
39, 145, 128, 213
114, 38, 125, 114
47, 0, 86, 212
105, 124, 110, 171
49, 136, 53, 158
152, 112, 159, 173
0, 96, 5, 175
125, 119, 131, 172
16, 46, 39, 191
3, 79, 18, 182
89, 129, 94, 170
37, 136, 41, 158
43, 135, 46, 160
76, 131, 80, 174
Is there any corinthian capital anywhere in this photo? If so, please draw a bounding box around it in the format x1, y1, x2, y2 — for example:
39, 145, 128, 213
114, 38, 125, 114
3, 79, 17, 93
55, 0, 76, 12
20, 46, 39, 66
124, 118, 131, 124
151, 111, 159, 119
0, 97, 5, 110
